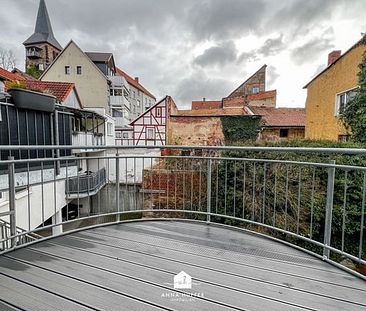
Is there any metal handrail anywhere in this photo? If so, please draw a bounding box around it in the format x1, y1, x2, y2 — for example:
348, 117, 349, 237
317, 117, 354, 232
0, 145, 365, 279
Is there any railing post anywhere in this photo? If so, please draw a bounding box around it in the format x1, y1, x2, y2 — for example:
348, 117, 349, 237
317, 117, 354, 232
116, 151, 120, 221
206, 159, 212, 223
323, 160, 335, 259
8, 156, 16, 248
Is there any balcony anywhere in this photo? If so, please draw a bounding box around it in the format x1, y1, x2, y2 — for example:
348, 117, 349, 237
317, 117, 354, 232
26, 49, 42, 58
66, 167, 106, 199
0, 145, 365, 310
72, 131, 104, 152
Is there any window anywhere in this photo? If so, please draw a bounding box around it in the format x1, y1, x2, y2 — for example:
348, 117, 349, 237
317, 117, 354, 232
114, 89, 122, 96
77, 66, 82, 75
133, 91, 136, 99
122, 132, 129, 139
279, 129, 288, 138
38, 63, 44, 71
137, 99, 140, 107
156, 107, 162, 117
336, 88, 358, 115
147, 128, 154, 140
252, 86, 260, 94
107, 122, 113, 135
115, 131, 122, 139
65, 66, 70, 75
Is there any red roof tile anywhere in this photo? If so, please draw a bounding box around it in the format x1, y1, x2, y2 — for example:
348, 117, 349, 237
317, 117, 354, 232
246, 90, 276, 101
192, 100, 222, 110
24, 81, 77, 103
116, 67, 156, 100
222, 97, 246, 107
248, 106, 305, 127
0, 67, 26, 81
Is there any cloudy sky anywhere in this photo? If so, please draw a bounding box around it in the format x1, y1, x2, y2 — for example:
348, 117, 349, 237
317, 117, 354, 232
1, 0, 365, 108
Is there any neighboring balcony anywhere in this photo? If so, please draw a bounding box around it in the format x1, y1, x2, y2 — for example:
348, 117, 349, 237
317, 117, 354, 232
65, 168, 106, 199
26, 49, 42, 58
72, 132, 105, 152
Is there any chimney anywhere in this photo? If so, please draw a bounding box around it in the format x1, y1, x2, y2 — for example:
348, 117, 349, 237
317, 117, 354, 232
203, 97, 206, 102
328, 50, 341, 66
134, 77, 139, 83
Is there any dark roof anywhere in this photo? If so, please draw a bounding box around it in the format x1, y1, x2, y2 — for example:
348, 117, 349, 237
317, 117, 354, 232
23, 0, 62, 50
116, 67, 156, 99
304, 35, 366, 88
85, 52, 113, 63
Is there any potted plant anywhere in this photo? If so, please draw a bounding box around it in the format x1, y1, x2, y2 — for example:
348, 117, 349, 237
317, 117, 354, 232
8, 80, 56, 113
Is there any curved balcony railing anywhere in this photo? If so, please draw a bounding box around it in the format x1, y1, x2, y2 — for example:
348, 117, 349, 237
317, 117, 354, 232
0, 145, 365, 279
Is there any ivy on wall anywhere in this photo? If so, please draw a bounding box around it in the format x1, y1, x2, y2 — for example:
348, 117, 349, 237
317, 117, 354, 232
221, 115, 262, 143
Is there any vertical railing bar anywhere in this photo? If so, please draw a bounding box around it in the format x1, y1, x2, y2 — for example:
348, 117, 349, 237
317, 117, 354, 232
284, 165, 289, 231
273, 164, 277, 227
150, 157, 153, 210
233, 160, 237, 218
183, 158, 186, 210
224, 160, 228, 215
97, 157, 101, 215
27, 163, 31, 232
207, 159, 212, 223
341, 170, 348, 252
115, 151, 120, 219
296, 167, 302, 235
53, 159, 57, 221
142, 158, 145, 211
252, 163, 256, 221
262, 163, 267, 224
242, 162, 246, 219
134, 157, 137, 211
358, 171, 366, 260
174, 158, 177, 210
77, 158, 80, 219
310, 166, 316, 239
323, 160, 336, 259
158, 156, 161, 211
190, 159, 194, 211
215, 160, 219, 214
8, 157, 16, 248
41, 161, 45, 226
125, 157, 128, 212
198, 158, 202, 211
166, 158, 169, 210
66, 159, 69, 222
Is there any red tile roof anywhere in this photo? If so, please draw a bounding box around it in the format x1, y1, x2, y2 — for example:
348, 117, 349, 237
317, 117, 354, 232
192, 100, 222, 110
24, 81, 77, 103
222, 97, 246, 107
11, 68, 37, 81
248, 106, 305, 127
0, 67, 26, 81
116, 67, 156, 100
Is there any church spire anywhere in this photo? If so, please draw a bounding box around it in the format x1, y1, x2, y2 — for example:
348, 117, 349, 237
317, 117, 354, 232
23, 0, 62, 50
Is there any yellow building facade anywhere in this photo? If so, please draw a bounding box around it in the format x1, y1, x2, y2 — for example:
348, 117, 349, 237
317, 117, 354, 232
305, 40, 366, 140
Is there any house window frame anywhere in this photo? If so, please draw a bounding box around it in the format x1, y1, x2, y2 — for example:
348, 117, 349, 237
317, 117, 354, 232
146, 127, 154, 140
252, 86, 260, 94
335, 87, 358, 116
156, 107, 162, 117
65, 66, 70, 75
122, 132, 129, 139
76, 66, 82, 75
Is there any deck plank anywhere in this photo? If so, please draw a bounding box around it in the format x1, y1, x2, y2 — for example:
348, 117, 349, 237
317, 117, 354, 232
0, 220, 365, 311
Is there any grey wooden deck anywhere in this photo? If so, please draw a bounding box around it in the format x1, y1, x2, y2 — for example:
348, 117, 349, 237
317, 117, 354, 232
0, 220, 365, 311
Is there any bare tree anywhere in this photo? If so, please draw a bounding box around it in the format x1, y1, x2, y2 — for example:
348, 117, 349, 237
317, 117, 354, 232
0, 48, 17, 70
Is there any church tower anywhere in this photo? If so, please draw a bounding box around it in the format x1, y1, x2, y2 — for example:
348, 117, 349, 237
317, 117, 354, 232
23, 0, 62, 73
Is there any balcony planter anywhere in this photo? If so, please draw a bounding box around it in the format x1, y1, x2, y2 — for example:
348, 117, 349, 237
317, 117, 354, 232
8, 88, 56, 113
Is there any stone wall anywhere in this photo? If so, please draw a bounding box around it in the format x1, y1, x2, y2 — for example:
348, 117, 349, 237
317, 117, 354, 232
259, 127, 305, 142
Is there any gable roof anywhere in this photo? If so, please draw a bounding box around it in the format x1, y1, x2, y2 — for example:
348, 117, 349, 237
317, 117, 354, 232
130, 96, 167, 125
0, 67, 26, 81
304, 35, 366, 88
24, 80, 80, 104
23, 0, 62, 50
248, 106, 305, 127
116, 67, 156, 100
40, 40, 108, 82
227, 65, 267, 98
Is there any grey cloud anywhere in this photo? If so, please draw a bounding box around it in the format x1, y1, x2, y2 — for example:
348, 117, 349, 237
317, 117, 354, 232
257, 34, 284, 56
291, 37, 334, 65
174, 71, 232, 107
187, 0, 266, 41
194, 41, 237, 67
